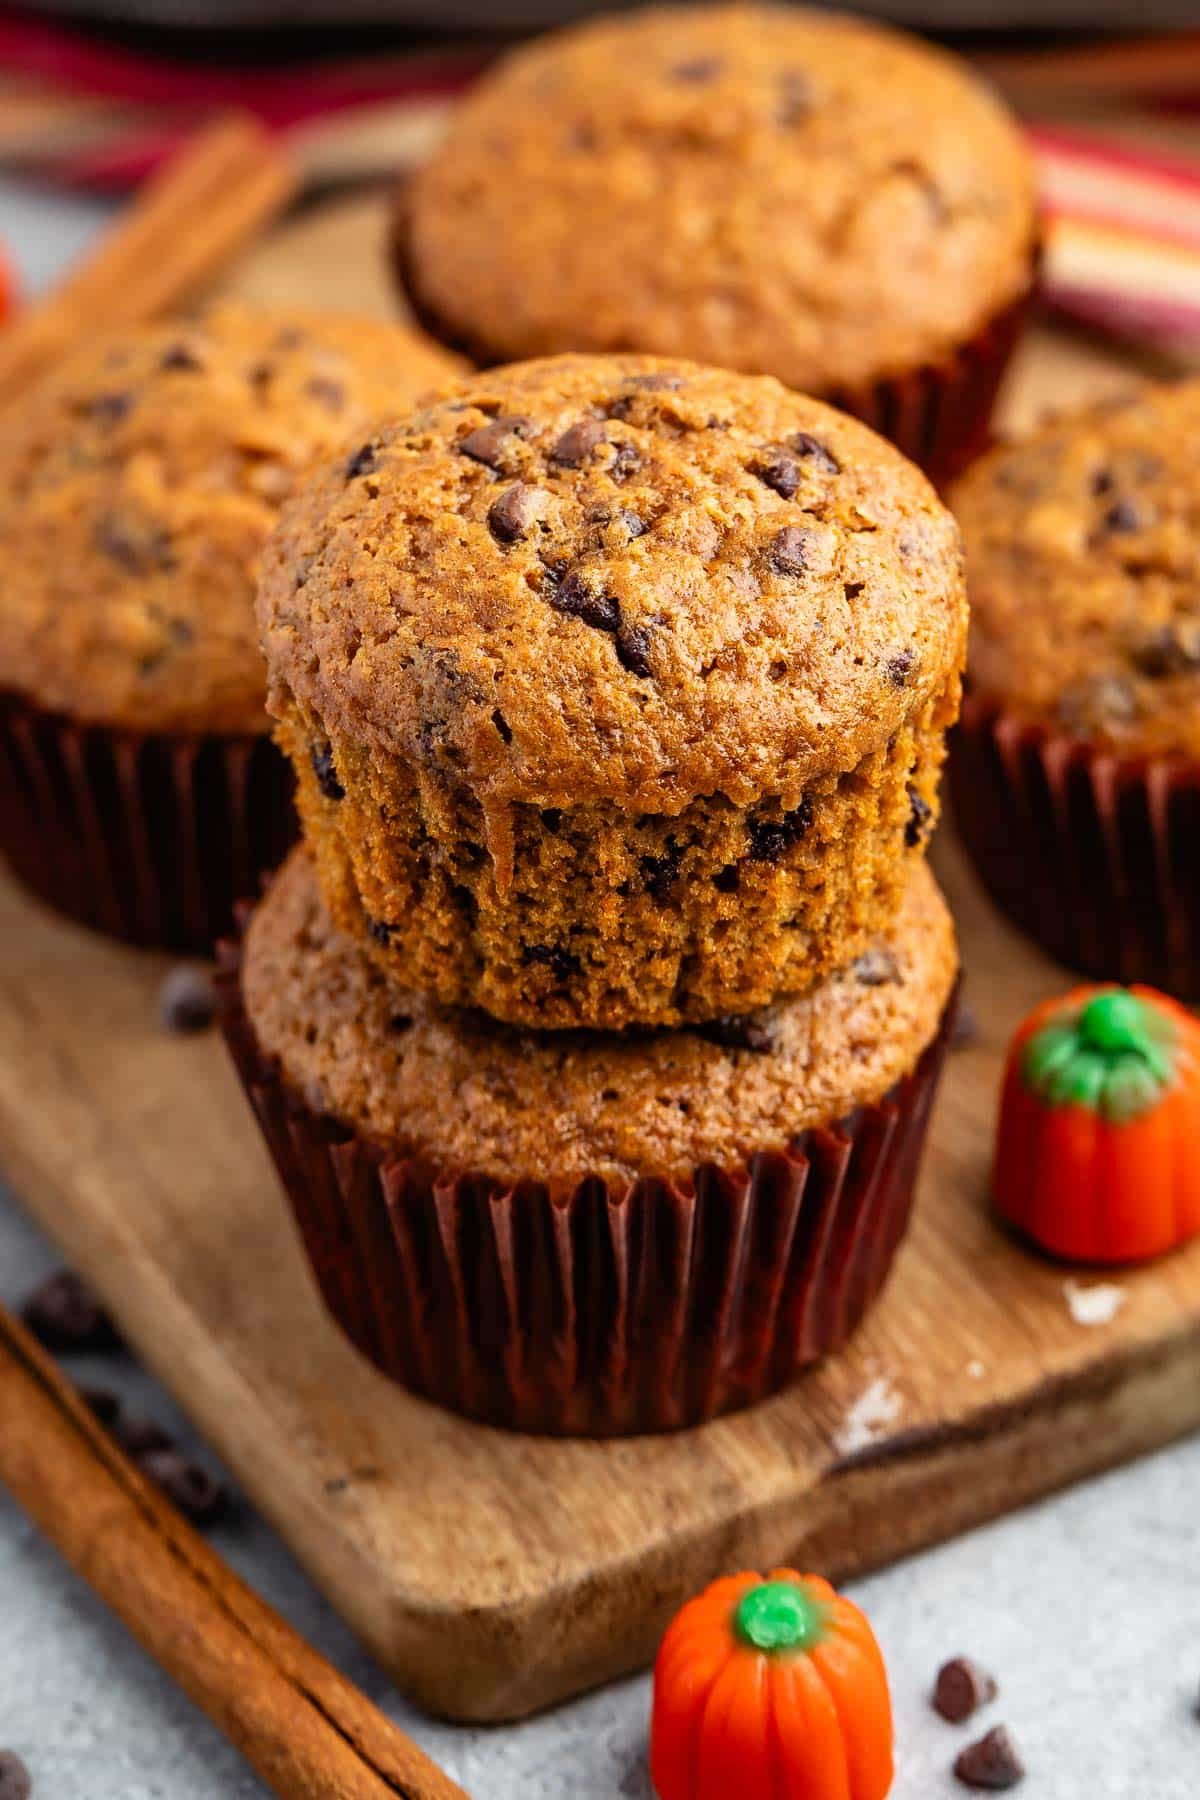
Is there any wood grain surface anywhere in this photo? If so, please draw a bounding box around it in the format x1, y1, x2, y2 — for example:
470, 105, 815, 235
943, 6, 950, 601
0, 197, 1195, 1726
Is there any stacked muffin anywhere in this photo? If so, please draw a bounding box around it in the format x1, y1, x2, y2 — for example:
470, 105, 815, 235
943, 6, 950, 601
0, 303, 460, 948
395, 3, 1038, 484
224, 354, 965, 1435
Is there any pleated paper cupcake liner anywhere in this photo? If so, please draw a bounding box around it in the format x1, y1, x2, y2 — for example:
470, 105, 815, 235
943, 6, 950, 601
391, 191, 1036, 489
218, 925, 956, 1437
952, 691, 1200, 1000
0, 692, 296, 953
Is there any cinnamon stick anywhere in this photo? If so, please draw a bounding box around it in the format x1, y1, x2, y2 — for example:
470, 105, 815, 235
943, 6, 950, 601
0, 1301, 469, 1800
0, 112, 295, 410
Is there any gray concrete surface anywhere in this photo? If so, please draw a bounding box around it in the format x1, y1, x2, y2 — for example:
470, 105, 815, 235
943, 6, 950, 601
1, 174, 1198, 1799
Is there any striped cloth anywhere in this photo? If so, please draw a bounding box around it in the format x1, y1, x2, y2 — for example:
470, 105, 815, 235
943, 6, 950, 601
1, 11, 1199, 359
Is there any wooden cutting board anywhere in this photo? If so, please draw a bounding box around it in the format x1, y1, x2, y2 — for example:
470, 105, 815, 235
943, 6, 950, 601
2, 196, 1197, 1726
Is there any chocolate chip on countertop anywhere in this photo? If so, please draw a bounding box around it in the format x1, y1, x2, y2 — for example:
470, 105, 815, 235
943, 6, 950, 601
934, 1657, 999, 1724
158, 965, 215, 1034
906, 786, 933, 848
748, 799, 813, 863
21, 1271, 120, 1353
551, 570, 621, 633
770, 526, 811, 574
697, 1014, 776, 1054
853, 947, 901, 987
345, 441, 379, 479
310, 744, 344, 801
458, 415, 534, 468
0, 1750, 32, 1800
80, 1385, 121, 1427
886, 649, 916, 687
1132, 619, 1200, 677
616, 624, 654, 677
551, 418, 607, 466
521, 942, 581, 981
488, 482, 550, 544
790, 431, 840, 473
954, 1726, 1025, 1790
139, 1449, 229, 1527
116, 1414, 174, 1458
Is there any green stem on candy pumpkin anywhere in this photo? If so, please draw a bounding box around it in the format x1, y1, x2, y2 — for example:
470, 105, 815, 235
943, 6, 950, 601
1022, 989, 1177, 1125
734, 1580, 827, 1656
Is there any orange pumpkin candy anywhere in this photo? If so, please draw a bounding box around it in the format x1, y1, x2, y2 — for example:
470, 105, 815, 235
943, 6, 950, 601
650, 1570, 893, 1800
994, 985, 1200, 1264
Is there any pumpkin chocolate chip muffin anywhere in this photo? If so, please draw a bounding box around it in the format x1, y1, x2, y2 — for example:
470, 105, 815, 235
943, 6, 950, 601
0, 303, 462, 949
396, 3, 1038, 480
950, 379, 1200, 996
260, 353, 966, 1031
222, 844, 959, 1431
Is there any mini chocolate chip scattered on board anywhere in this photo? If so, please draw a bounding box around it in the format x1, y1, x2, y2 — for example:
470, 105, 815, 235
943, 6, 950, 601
0, 1751, 31, 1800
139, 1449, 229, 1527
934, 1657, 999, 1724
20, 1269, 119, 1353
954, 1725, 1025, 1791
158, 964, 216, 1033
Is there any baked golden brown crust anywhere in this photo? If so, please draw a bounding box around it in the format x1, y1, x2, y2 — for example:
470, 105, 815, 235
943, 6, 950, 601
0, 305, 461, 735
260, 353, 965, 1026
952, 380, 1200, 757
401, 3, 1036, 393
243, 846, 958, 1188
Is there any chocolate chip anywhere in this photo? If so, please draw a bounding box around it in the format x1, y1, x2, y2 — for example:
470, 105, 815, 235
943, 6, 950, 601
640, 846, 681, 899
713, 864, 740, 893
953, 1726, 1024, 1790
88, 391, 133, 425
0, 1751, 32, 1800
853, 947, 901, 986
1102, 497, 1147, 533
491, 708, 513, 743
458, 415, 533, 468
934, 1658, 999, 1724
139, 1448, 228, 1526
551, 418, 606, 466
752, 455, 801, 499
906, 786, 933, 848
541, 808, 564, 833
388, 1013, 413, 1034
1132, 619, 1200, 677
552, 570, 621, 632
610, 441, 642, 483
158, 965, 215, 1033
886, 649, 915, 686
116, 1414, 173, 1458
521, 942, 581, 981
306, 376, 346, 411
617, 510, 647, 539
345, 441, 378, 479
697, 1014, 775, 1054
366, 917, 394, 945
80, 1384, 121, 1427
616, 624, 654, 677
311, 744, 344, 801
22, 1271, 119, 1353
671, 55, 721, 81
770, 526, 811, 574
791, 431, 840, 473
1090, 466, 1115, 496
160, 342, 203, 372
778, 69, 813, 124
488, 482, 549, 543
748, 799, 813, 863
95, 516, 174, 576
844, 581, 866, 600
625, 372, 684, 392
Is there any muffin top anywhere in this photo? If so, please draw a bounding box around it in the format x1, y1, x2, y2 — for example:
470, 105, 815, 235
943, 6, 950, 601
243, 846, 957, 1188
401, 3, 1036, 393
952, 380, 1200, 757
0, 305, 461, 734
259, 354, 965, 817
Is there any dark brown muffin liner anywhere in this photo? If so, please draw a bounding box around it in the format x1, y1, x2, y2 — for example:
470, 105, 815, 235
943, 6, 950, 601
217, 923, 956, 1437
952, 691, 1200, 999
0, 692, 296, 953
391, 186, 1036, 489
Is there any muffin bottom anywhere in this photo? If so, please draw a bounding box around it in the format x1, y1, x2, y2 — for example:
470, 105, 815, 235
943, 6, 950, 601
219, 853, 957, 1436
952, 690, 1200, 1000
0, 692, 295, 952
